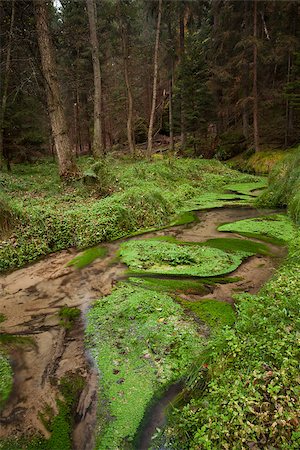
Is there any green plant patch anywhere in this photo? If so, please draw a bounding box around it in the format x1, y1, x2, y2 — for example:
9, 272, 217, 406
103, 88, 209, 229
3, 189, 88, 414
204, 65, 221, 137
180, 299, 236, 330
0, 314, 6, 323
0, 334, 34, 347
226, 180, 267, 196
66, 245, 107, 269
86, 284, 203, 449
202, 237, 271, 255
119, 239, 251, 277
186, 192, 252, 210
159, 222, 300, 450
218, 214, 294, 245
0, 353, 13, 410
58, 306, 81, 330
0, 157, 263, 272
128, 277, 209, 295
0, 435, 48, 450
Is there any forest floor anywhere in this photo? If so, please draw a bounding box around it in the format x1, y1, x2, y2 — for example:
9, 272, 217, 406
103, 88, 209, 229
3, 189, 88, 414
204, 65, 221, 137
0, 156, 299, 449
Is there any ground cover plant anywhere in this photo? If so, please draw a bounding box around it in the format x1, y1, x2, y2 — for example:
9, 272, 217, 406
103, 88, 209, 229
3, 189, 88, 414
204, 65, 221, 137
119, 238, 257, 277
0, 157, 264, 272
158, 214, 300, 450
85, 284, 204, 449
260, 149, 300, 224
218, 214, 295, 245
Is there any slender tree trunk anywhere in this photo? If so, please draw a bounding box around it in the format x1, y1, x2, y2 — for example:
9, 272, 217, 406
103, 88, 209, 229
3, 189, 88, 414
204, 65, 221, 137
0, 0, 15, 170
147, 0, 162, 157
179, 8, 186, 151
285, 51, 292, 147
33, 0, 78, 178
253, 0, 259, 152
169, 63, 174, 153
86, 0, 103, 158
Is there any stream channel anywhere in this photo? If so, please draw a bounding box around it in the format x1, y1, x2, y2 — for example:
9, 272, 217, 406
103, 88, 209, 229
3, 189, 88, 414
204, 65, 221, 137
0, 206, 286, 449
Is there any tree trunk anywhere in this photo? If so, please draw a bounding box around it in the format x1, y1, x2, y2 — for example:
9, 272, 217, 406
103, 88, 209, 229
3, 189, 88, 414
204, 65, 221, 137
147, 0, 162, 158
0, 0, 15, 170
118, 2, 135, 157
179, 7, 186, 151
33, 0, 78, 178
86, 0, 103, 158
253, 0, 259, 152
169, 63, 174, 153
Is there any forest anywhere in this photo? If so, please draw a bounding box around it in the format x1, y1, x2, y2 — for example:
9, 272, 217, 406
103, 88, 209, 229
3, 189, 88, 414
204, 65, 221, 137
0, 1, 300, 450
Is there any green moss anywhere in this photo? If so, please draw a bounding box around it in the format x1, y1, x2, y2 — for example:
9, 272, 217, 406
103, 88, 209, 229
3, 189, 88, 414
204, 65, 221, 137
0, 334, 34, 347
58, 306, 81, 330
180, 299, 236, 330
86, 284, 203, 449
128, 277, 208, 295
202, 237, 270, 255
0, 353, 13, 410
66, 245, 107, 269
0, 436, 47, 450
0, 314, 6, 323
0, 157, 264, 272
226, 180, 267, 196
120, 239, 251, 277
218, 214, 294, 245
162, 214, 300, 450
186, 192, 252, 210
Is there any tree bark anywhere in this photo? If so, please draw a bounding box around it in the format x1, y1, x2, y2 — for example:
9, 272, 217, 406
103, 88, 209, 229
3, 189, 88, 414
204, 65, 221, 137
169, 62, 174, 153
33, 0, 78, 178
118, 0, 135, 156
0, 0, 15, 170
86, 0, 103, 158
253, 0, 259, 152
147, 0, 162, 157
179, 7, 186, 151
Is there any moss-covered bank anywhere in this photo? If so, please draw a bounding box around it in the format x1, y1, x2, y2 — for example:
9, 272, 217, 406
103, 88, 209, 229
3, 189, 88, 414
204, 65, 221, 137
160, 214, 300, 450
0, 157, 264, 272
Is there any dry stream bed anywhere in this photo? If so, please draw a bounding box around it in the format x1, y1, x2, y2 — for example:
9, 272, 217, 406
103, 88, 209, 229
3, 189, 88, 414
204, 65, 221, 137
0, 207, 286, 449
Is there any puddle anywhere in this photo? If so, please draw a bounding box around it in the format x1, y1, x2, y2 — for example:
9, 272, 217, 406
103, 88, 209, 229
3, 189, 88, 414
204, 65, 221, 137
0, 206, 286, 448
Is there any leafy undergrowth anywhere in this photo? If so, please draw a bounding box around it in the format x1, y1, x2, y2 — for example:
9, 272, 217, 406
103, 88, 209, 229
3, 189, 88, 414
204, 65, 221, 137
86, 284, 204, 449
119, 238, 254, 277
259, 149, 300, 224
0, 157, 263, 272
218, 214, 295, 245
0, 353, 13, 410
228, 148, 296, 174
159, 219, 300, 449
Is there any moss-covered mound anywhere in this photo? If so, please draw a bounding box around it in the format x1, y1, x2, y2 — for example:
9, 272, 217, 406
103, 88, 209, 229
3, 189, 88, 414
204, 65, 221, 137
119, 239, 252, 277
0, 353, 13, 410
86, 284, 203, 449
218, 214, 294, 245
229, 149, 296, 174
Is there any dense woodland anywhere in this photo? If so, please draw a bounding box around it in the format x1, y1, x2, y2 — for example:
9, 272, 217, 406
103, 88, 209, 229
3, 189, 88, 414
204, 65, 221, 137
1, 2, 300, 450
0, 0, 300, 177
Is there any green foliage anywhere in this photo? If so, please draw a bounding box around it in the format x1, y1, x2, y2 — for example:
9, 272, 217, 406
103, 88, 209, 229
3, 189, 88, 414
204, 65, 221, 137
229, 149, 295, 175
162, 216, 300, 449
259, 149, 300, 224
45, 374, 85, 450
58, 306, 81, 330
86, 284, 203, 449
0, 353, 13, 410
180, 299, 236, 330
0, 157, 263, 272
218, 214, 295, 245
66, 245, 107, 269
119, 238, 251, 277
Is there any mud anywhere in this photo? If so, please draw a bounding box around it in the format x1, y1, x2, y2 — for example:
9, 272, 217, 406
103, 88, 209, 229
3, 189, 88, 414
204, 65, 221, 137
0, 207, 286, 449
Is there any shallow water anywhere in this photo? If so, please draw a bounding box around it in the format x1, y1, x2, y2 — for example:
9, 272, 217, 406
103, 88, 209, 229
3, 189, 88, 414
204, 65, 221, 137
0, 206, 286, 449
